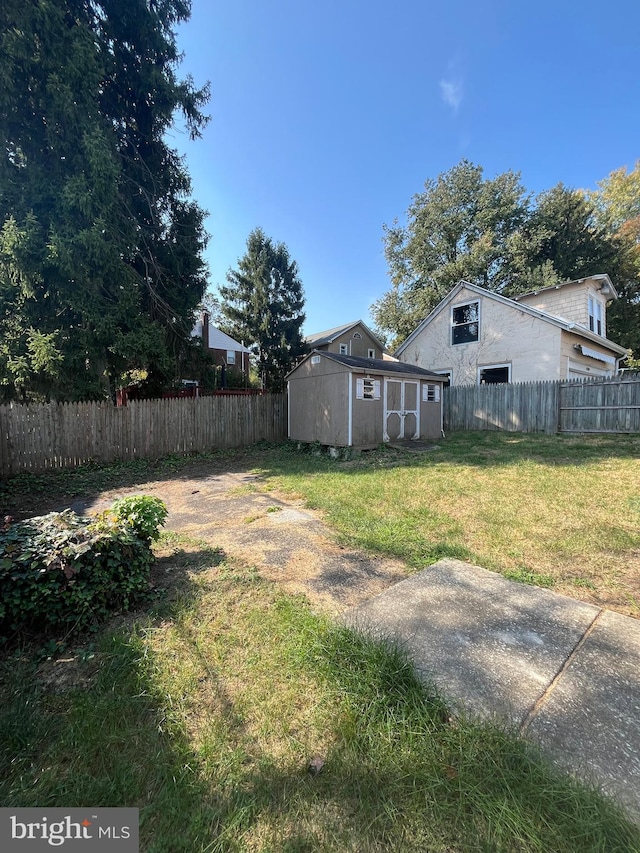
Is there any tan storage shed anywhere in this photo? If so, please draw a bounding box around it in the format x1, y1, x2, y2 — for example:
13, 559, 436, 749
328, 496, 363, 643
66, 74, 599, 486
287, 351, 445, 449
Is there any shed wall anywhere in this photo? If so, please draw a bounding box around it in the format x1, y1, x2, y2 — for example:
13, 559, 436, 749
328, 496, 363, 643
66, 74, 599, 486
288, 369, 349, 445
351, 376, 384, 446
420, 391, 442, 438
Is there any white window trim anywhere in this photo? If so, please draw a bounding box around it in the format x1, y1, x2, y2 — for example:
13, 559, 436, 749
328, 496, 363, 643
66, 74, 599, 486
367, 348, 376, 359
422, 383, 440, 403
451, 300, 480, 346
588, 294, 604, 336
477, 363, 511, 385
356, 377, 381, 400
226, 350, 236, 364
339, 343, 349, 355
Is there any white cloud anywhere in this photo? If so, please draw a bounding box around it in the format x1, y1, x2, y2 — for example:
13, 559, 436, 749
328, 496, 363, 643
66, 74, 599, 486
439, 77, 463, 113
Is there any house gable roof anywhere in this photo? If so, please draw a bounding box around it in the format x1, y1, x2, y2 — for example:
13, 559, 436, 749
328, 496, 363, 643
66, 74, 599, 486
192, 319, 252, 353
394, 280, 627, 358
512, 273, 618, 303
305, 319, 386, 350
287, 350, 444, 381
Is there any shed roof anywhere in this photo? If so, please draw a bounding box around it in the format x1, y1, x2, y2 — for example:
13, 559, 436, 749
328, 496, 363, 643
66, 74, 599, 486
287, 350, 445, 380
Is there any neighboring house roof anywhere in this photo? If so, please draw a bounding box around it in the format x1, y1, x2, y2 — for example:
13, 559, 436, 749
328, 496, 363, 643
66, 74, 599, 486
192, 319, 252, 353
512, 273, 618, 303
287, 350, 445, 380
305, 319, 386, 350
394, 280, 628, 358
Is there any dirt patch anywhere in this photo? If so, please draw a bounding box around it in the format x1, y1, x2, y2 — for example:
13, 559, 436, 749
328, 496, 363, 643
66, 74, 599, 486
44, 467, 407, 614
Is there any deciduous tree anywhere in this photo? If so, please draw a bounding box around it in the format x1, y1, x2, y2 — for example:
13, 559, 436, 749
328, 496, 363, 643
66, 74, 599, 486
373, 160, 639, 357
372, 160, 529, 346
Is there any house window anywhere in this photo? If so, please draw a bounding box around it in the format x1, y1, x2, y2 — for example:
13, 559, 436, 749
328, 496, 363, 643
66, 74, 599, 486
311, 355, 321, 365
478, 364, 511, 384
422, 384, 440, 402
588, 296, 603, 336
227, 350, 236, 365
353, 332, 362, 339
368, 348, 375, 359
339, 343, 348, 354
356, 378, 381, 400
452, 301, 479, 345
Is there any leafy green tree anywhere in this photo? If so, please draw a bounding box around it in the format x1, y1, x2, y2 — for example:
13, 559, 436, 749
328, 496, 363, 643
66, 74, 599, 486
512, 184, 620, 286
0, 0, 209, 401
219, 228, 306, 392
373, 160, 637, 355
372, 160, 529, 345
587, 163, 640, 357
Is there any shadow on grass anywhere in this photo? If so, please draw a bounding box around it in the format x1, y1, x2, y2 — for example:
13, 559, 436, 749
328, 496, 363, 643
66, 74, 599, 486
1, 552, 638, 853
3, 430, 640, 517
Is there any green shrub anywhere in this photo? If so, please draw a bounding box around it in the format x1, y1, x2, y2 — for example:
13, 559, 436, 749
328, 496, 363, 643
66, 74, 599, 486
111, 495, 168, 541
0, 501, 166, 643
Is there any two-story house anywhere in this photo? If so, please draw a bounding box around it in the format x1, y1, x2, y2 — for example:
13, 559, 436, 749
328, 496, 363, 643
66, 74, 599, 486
395, 275, 628, 385
305, 320, 392, 361
192, 311, 252, 375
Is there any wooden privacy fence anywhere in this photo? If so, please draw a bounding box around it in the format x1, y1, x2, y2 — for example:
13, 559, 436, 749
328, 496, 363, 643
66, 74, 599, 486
559, 376, 640, 433
443, 374, 640, 435
0, 393, 287, 479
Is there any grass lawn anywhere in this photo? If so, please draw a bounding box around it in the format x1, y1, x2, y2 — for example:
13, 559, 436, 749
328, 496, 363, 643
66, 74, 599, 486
1, 431, 639, 850
1, 538, 638, 852
253, 431, 640, 617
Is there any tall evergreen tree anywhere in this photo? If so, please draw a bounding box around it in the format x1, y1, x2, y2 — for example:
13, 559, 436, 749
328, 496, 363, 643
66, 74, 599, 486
0, 0, 210, 401
220, 228, 306, 392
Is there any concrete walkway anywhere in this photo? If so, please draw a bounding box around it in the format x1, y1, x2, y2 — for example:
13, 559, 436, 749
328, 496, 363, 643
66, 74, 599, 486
344, 559, 640, 821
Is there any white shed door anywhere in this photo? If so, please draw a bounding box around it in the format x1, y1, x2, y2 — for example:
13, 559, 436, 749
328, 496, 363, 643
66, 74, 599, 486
384, 379, 420, 441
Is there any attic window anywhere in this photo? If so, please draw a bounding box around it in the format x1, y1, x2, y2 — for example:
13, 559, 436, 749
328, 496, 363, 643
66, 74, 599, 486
339, 344, 348, 354
311, 355, 321, 364
588, 295, 603, 336
368, 348, 375, 359
356, 378, 381, 400
353, 332, 362, 339
452, 301, 479, 345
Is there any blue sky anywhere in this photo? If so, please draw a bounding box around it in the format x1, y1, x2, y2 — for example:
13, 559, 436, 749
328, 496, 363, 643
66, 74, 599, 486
172, 0, 640, 337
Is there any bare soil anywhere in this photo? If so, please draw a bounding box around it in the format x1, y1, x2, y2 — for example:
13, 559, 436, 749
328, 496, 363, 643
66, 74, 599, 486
60, 467, 407, 614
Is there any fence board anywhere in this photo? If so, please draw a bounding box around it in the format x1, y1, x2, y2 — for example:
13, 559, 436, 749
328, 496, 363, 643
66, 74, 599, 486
0, 394, 287, 479
444, 374, 640, 435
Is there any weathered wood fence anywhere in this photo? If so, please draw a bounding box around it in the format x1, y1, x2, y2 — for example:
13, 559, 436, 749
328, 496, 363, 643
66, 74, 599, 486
0, 394, 287, 479
444, 374, 640, 435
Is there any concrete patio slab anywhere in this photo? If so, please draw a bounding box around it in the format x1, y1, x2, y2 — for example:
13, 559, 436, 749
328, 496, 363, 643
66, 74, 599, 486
345, 559, 640, 821
525, 608, 640, 820
345, 559, 600, 722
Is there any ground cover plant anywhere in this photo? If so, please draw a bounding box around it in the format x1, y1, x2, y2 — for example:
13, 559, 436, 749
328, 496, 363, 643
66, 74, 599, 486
1, 534, 638, 852
0, 497, 166, 643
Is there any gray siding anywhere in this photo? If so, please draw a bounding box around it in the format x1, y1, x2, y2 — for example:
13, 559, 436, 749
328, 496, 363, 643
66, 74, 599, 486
288, 356, 444, 447
288, 368, 349, 445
